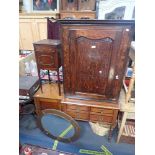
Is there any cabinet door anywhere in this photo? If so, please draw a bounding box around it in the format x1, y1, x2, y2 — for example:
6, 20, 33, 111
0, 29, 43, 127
19, 18, 35, 50
67, 27, 123, 100
19, 18, 47, 50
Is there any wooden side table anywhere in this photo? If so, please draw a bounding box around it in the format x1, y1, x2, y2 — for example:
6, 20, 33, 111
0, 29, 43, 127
33, 39, 61, 95
33, 83, 63, 116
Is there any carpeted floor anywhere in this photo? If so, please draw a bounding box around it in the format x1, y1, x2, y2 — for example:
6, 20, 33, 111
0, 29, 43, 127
19, 115, 135, 155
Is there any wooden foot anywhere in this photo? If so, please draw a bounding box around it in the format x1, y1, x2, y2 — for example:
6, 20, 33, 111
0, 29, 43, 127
108, 125, 112, 142
38, 69, 43, 93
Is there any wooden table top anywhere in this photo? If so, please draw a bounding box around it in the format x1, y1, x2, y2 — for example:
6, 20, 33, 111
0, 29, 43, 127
33, 39, 61, 46
33, 83, 64, 100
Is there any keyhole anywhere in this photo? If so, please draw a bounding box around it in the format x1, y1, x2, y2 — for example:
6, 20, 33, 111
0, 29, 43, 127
99, 70, 102, 74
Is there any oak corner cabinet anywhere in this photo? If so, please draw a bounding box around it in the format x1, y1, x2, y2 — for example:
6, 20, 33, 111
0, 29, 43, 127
59, 20, 135, 102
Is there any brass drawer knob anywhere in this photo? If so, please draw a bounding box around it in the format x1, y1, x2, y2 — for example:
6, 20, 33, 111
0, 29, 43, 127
115, 75, 119, 79
101, 111, 104, 114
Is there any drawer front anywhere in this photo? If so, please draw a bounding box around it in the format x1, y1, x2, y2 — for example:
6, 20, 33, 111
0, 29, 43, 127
66, 104, 89, 112
90, 114, 113, 123
66, 111, 89, 120
39, 99, 60, 110
35, 52, 58, 69
90, 107, 113, 115
34, 45, 55, 52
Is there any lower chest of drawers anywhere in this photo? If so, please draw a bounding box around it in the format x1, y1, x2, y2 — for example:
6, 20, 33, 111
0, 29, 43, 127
61, 104, 90, 121
61, 104, 118, 124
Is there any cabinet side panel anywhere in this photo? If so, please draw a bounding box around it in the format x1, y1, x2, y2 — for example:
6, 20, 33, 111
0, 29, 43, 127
112, 26, 133, 99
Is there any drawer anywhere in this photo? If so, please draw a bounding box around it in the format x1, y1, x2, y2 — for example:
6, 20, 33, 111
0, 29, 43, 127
35, 52, 58, 69
39, 99, 60, 110
90, 107, 113, 115
34, 45, 55, 52
66, 111, 89, 120
90, 114, 113, 123
66, 104, 89, 112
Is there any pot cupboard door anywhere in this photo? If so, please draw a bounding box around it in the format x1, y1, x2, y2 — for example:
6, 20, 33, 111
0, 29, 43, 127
68, 28, 122, 100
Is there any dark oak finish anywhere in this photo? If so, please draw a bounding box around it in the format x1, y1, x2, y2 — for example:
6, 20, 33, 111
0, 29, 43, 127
58, 20, 134, 140
33, 39, 62, 95
59, 20, 134, 101
47, 18, 60, 40
34, 20, 134, 141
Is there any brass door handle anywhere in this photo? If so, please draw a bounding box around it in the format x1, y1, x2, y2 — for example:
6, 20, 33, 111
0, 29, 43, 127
99, 70, 102, 74
115, 75, 119, 79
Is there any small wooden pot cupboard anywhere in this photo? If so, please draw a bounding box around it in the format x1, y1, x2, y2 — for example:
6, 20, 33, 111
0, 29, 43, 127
33, 39, 61, 95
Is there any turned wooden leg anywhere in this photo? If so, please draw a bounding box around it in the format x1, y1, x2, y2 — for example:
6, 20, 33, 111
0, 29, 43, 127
108, 125, 112, 142
48, 70, 51, 84
38, 69, 43, 93
57, 68, 61, 96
